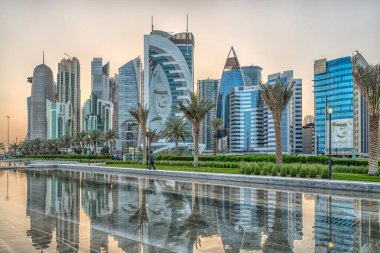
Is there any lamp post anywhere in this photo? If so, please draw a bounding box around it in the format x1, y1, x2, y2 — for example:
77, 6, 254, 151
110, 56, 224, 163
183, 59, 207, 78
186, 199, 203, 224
88, 135, 91, 166
328, 107, 333, 180
6, 116, 10, 156
146, 128, 149, 170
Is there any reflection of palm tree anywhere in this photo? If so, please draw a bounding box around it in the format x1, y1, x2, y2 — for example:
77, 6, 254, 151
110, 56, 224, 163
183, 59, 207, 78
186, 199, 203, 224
177, 183, 211, 252
263, 192, 292, 253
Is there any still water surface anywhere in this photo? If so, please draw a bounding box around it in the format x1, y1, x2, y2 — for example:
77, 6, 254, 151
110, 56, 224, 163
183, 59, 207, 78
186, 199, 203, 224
0, 169, 379, 253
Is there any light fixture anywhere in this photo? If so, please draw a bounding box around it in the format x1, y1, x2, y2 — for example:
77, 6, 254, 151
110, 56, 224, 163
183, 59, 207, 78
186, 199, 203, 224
328, 107, 333, 115
328, 241, 334, 248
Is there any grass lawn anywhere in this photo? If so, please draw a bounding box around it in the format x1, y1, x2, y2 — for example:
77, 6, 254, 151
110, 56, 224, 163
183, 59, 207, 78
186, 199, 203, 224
105, 163, 380, 183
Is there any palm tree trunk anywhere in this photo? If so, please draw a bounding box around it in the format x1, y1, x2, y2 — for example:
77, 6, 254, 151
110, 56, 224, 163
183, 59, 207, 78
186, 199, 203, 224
274, 119, 282, 164
142, 131, 146, 164
81, 143, 85, 155
213, 133, 217, 156
175, 137, 179, 154
368, 113, 379, 176
94, 143, 97, 155
194, 127, 199, 168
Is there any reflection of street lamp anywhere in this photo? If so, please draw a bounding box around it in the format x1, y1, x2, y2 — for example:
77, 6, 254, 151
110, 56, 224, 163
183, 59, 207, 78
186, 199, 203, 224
328, 107, 333, 180
5, 171, 9, 201
146, 128, 149, 170
328, 195, 334, 251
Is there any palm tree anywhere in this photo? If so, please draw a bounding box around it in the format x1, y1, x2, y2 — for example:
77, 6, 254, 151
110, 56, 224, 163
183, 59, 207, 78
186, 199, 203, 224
162, 116, 190, 154
74, 131, 87, 154
211, 118, 222, 156
146, 129, 161, 156
59, 135, 72, 154
178, 91, 215, 167
129, 103, 150, 164
9, 143, 19, 155
88, 130, 104, 155
0, 142, 5, 155
353, 64, 380, 176
105, 129, 118, 156
260, 80, 294, 164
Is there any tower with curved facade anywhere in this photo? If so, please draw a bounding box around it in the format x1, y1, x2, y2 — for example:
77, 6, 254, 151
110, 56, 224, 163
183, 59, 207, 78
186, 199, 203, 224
143, 29, 194, 136
30, 60, 54, 140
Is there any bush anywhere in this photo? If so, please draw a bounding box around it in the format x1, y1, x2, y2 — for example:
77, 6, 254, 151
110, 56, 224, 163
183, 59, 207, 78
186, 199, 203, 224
280, 166, 287, 177
253, 163, 261, 175
271, 166, 277, 176
290, 167, 297, 177
309, 168, 317, 178
321, 168, 329, 179
262, 167, 269, 175
300, 168, 307, 178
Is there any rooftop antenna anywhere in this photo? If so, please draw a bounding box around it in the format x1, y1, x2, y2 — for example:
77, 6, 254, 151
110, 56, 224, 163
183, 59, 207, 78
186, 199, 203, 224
151, 16, 154, 32
64, 52, 73, 60
186, 14, 189, 56
43, 50, 45, 64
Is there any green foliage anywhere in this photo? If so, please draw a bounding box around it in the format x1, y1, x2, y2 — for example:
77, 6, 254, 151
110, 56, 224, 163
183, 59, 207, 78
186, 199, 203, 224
299, 168, 307, 178
280, 166, 287, 177
262, 167, 269, 175
321, 168, 329, 179
309, 168, 317, 178
253, 163, 261, 175
271, 166, 277, 176
290, 167, 297, 177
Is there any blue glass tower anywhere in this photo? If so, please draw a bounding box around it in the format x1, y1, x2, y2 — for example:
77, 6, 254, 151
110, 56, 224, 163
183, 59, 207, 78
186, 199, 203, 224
314, 57, 354, 156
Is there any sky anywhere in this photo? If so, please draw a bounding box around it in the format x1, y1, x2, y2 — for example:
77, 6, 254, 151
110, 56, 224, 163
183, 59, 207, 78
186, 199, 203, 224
0, 0, 379, 145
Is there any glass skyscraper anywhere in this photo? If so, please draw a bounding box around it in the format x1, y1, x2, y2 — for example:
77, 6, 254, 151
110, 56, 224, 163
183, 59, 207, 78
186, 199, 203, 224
198, 79, 219, 151
91, 58, 111, 102
117, 57, 141, 152
143, 28, 194, 147
241, 65, 262, 86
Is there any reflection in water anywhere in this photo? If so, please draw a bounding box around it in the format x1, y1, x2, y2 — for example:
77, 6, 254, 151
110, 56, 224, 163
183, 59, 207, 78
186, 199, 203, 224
0, 169, 379, 252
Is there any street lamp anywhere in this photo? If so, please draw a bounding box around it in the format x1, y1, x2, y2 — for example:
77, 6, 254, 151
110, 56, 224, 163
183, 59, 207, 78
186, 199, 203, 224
88, 135, 91, 166
328, 107, 333, 180
146, 128, 149, 170
6, 116, 10, 156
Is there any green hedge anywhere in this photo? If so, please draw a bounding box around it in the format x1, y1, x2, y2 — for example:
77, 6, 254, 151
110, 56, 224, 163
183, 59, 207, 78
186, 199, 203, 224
155, 154, 375, 167
20, 154, 112, 160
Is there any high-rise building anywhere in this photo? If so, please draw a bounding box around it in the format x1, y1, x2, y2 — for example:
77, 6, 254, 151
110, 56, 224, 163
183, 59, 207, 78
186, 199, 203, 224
228, 85, 264, 152
302, 115, 315, 154
264, 71, 303, 154
57, 57, 81, 136
91, 58, 111, 102
198, 79, 219, 151
30, 56, 55, 140
241, 65, 262, 86
117, 57, 141, 152
27, 96, 31, 140
143, 28, 194, 135
313, 53, 368, 156
82, 93, 113, 133
46, 100, 71, 139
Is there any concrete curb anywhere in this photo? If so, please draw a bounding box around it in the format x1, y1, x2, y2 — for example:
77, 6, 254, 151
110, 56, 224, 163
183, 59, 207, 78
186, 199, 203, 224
19, 163, 380, 194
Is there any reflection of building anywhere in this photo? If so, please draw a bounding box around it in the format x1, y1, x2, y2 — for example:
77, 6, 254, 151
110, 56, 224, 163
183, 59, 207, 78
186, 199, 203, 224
314, 53, 368, 156
198, 79, 219, 151
57, 57, 81, 136
302, 115, 315, 154
117, 57, 141, 151
46, 100, 71, 139
30, 56, 55, 140
143, 27, 194, 136
82, 93, 113, 132
265, 71, 303, 154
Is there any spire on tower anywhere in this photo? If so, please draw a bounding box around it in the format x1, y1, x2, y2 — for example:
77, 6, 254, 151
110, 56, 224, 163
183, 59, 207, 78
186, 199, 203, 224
151, 16, 154, 32
43, 50, 45, 64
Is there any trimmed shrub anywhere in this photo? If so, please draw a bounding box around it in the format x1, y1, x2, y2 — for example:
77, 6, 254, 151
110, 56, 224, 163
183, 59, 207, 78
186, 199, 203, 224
253, 163, 261, 175
280, 166, 287, 177
300, 168, 307, 178
309, 168, 317, 178
271, 166, 278, 176
290, 167, 297, 177
321, 168, 329, 179
262, 167, 269, 175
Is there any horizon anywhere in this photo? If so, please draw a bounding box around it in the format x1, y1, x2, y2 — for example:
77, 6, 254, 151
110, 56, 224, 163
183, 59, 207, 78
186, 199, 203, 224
1, 0, 380, 145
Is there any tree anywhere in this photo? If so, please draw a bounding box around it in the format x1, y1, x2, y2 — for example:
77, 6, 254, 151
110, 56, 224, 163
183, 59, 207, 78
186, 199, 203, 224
178, 91, 215, 167
353, 64, 380, 176
59, 135, 72, 154
260, 80, 294, 164
87, 130, 104, 155
162, 116, 190, 154
74, 131, 87, 155
0, 142, 5, 155
9, 143, 19, 155
105, 129, 118, 156
146, 128, 161, 156
211, 118, 222, 156
129, 103, 150, 164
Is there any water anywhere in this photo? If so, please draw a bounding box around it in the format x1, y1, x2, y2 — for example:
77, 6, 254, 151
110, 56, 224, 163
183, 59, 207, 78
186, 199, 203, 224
0, 169, 379, 253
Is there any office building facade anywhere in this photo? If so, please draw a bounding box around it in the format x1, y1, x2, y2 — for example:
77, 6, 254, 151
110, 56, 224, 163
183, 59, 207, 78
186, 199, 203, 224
198, 79, 219, 151
91, 58, 111, 102
314, 53, 368, 156
82, 93, 113, 133
241, 65, 262, 86
46, 100, 71, 139
117, 57, 141, 151
302, 115, 315, 154
143, 28, 194, 140
57, 57, 81, 136
30, 60, 55, 140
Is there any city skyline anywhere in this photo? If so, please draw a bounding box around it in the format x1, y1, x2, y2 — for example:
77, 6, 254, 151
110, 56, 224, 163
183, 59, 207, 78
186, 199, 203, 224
1, 0, 380, 145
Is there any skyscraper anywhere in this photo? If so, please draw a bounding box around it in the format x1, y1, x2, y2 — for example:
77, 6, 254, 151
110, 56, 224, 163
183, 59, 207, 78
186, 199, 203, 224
46, 100, 71, 139
198, 79, 219, 151
302, 115, 315, 154
265, 71, 302, 154
241, 65, 262, 86
117, 57, 141, 151
57, 57, 81, 136
91, 58, 111, 102
30, 56, 54, 140
82, 93, 113, 133
143, 28, 194, 135
27, 96, 31, 140
313, 53, 368, 156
